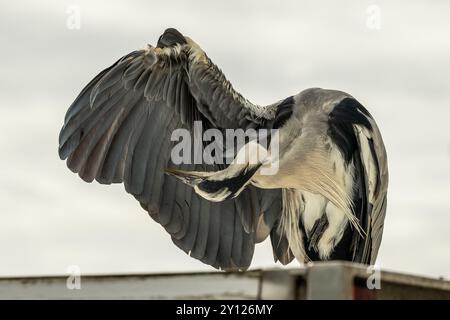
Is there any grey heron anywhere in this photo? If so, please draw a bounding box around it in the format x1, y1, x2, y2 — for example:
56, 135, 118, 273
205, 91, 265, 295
58, 28, 388, 269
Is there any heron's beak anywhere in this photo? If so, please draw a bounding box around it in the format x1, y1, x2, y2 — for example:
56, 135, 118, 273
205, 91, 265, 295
164, 168, 210, 186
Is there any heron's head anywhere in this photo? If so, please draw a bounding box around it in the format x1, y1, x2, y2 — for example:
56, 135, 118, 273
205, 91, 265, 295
157, 28, 187, 48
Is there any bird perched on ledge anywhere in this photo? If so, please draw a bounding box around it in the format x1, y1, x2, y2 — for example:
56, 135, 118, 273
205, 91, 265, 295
58, 28, 388, 270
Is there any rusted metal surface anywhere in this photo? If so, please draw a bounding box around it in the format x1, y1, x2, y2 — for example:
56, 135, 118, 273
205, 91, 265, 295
0, 262, 448, 299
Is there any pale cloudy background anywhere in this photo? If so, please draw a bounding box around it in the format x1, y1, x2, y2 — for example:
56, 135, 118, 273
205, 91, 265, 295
0, 0, 449, 278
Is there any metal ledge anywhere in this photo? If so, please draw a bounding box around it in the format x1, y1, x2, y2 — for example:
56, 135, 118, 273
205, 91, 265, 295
0, 262, 448, 299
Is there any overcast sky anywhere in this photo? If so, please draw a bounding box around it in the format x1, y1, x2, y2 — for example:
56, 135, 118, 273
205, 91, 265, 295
0, 0, 449, 279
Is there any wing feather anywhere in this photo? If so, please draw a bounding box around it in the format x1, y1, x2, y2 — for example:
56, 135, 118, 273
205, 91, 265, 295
58, 42, 282, 270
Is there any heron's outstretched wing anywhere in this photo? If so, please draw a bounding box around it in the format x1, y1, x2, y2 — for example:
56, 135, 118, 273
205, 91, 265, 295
58, 41, 281, 270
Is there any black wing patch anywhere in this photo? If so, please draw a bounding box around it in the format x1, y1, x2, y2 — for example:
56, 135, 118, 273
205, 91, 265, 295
328, 97, 373, 164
